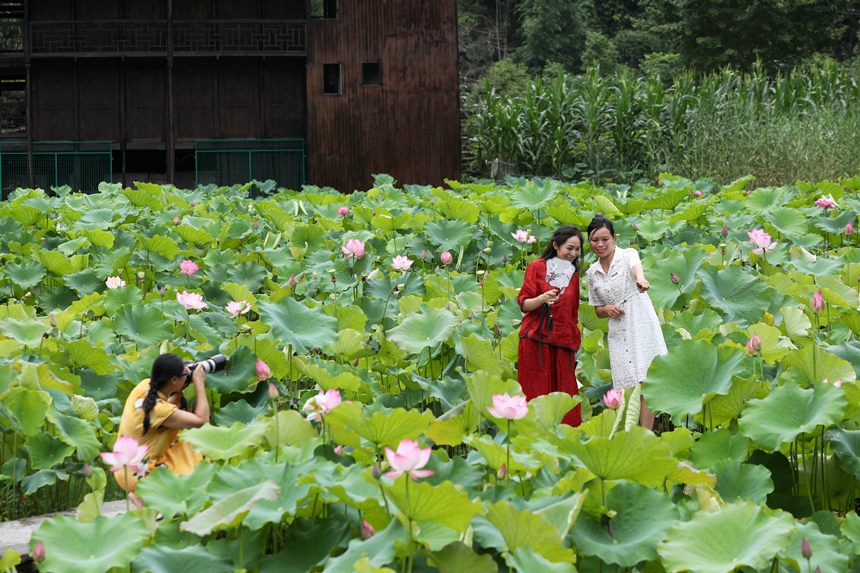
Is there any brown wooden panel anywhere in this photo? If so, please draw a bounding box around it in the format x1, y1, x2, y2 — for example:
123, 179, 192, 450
173, 2, 212, 20
306, 0, 460, 192
75, 0, 118, 20
121, 0, 165, 19
32, 62, 75, 140
126, 62, 166, 145
215, 0, 257, 18
218, 59, 259, 138
262, 3, 305, 19
261, 59, 305, 138
78, 62, 119, 140
174, 60, 217, 144
30, 1, 71, 21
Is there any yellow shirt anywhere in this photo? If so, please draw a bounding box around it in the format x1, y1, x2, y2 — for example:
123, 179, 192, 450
114, 379, 203, 492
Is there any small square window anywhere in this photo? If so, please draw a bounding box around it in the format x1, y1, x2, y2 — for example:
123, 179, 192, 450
362, 62, 381, 86
323, 64, 342, 95
311, 0, 338, 19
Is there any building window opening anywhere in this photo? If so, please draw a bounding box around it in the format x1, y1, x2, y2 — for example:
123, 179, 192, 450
311, 0, 338, 19
362, 62, 381, 86
323, 64, 342, 95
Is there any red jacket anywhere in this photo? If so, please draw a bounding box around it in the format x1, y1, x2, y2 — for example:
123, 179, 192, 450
517, 258, 581, 352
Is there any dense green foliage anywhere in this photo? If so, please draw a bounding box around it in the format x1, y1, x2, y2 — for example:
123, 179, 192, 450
0, 175, 858, 571
466, 63, 860, 185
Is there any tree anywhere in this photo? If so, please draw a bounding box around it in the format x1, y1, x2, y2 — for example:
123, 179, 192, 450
516, 0, 597, 73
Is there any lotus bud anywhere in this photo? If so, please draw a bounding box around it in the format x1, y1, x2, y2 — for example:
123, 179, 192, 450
268, 382, 278, 401
49, 313, 56, 326
670, 273, 679, 285
331, 276, 337, 283
190, 200, 195, 206
630, 238, 635, 245
33, 540, 45, 563
173, 216, 181, 224
721, 224, 728, 237
440, 251, 452, 264
746, 333, 762, 356
496, 463, 507, 480
353, 358, 359, 366
632, 224, 637, 231
333, 445, 344, 455
372, 463, 381, 479
810, 290, 825, 313
83, 463, 92, 477
361, 520, 375, 539
657, 178, 663, 186
395, 283, 405, 292
287, 274, 297, 287
256, 359, 272, 381
814, 567, 821, 573
483, 247, 491, 253
502, 255, 508, 264
421, 249, 427, 259
253, 220, 259, 228
693, 190, 702, 197
494, 323, 501, 338
337, 206, 349, 217
801, 538, 812, 560
846, 222, 854, 235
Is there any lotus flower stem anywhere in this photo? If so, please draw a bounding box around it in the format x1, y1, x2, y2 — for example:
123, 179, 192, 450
403, 477, 414, 573
124, 466, 130, 512
505, 419, 512, 482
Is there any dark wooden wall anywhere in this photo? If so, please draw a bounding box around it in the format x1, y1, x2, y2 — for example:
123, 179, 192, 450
306, 0, 461, 192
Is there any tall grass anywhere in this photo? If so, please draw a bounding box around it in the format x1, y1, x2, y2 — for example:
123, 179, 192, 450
465, 60, 860, 185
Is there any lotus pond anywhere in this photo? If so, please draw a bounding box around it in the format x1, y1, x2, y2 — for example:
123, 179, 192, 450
0, 174, 859, 572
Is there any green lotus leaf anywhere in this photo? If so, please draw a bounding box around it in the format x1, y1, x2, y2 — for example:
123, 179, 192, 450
200, 346, 257, 394
516, 392, 580, 438
778, 520, 849, 572
0, 317, 51, 347
842, 512, 860, 554
326, 401, 434, 449
10, 204, 43, 225
258, 297, 338, 354
387, 305, 459, 355
48, 408, 101, 460
297, 357, 363, 392
104, 284, 143, 314
712, 460, 773, 503
814, 209, 855, 234
381, 474, 478, 531
264, 409, 319, 449
226, 261, 268, 292
33, 512, 148, 573
706, 374, 768, 427
133, 545, 234, 573
77, 208, 117, 230
484, 500, 575, 563
112, 304, 168, 348
135, 463, 219, 518
175, 223, 214, 243
4, 260, 46, 290
465, 371, 522, 423
645, 248, 705, 309
431, 195, 481, 224
0, 549, 21, 570
321, 518, 403, 573
82, 229, 114, 248
66, 339, 118, 375
25, 433, 74, 469
739, 382, 846, 451
689, 428, 751, 470
63, 269, 105, 295
428, 541, 499, 573
633, 216, 671, 241
658, 501, 794, 573
509, 179, 560, 211
424, 219, 475, 251
825, 427, 860, 477
698, 265, 771, 326
21, 468, 69, 495
180, 421, 270, 460
139, 235, 180, 260
642, 339, 745, 423
746, 186, 785, 211
766, 207, 807, 236
327, 328, 366, 360
563, 426, 678, 487
468, 434, 541, 474
426, 401, 480, 447
571, 481, 678, 567
780, 305, 812, 340
457, 332, 502, 375
180, 479, 279, 536
506, 546, 575, 572
783, 343, 856, 385
36, 250, 76, 275
2, 388, 52, 435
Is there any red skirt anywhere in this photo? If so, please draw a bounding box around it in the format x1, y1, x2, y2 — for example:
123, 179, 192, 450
517, 337, 581, 426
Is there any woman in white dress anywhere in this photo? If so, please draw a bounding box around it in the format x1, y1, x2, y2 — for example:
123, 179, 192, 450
585, 214, 667, 429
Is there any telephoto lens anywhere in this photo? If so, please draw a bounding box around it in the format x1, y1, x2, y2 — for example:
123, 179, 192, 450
189, 354, 228, 374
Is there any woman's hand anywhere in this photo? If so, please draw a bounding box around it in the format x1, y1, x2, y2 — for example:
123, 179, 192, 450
520, 288, 560, 313
539, 288, 560, 306
636, 278, 650, 292
601, 304, 625, 319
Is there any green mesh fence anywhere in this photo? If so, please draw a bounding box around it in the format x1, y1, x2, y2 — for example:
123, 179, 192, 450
0, 141, 112, 197
195, 139, 305, 190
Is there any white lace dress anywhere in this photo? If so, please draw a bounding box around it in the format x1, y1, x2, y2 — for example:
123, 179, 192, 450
586, 247, 667, 389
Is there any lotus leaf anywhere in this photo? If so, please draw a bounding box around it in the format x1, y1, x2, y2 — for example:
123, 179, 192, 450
180, 421, 270, 460
843, 513, 860, 554
698, 265, 771, 326
457, 332, 502, 375
706, 374, 768, 427
21, 468, 67, 495
572, 481, 678, 567
778, 520, 849, 572
24, 433, 74, 469
428, 542, 499, 573
33, 512, 148, 573
135, 463, 219, 518
181, 479, 279, 536
426, 401, 480, 446
712, 460, 773, 503
48, 408, 101, 460
485, 500, 576, 563
133, 545, 234, 573
740, 382, 846, 452
2, 388, 51, 435
321, 518, 403, 573
509, 179, 560, 210
825, 427, 860, 477
689, 428, 751, 470
264, 409, 319, 449
642, 339, 745, 423
258, 297, 338, 354
4, 260, 46, 290
783, 343, 856, 384
325, 401, 434, 449
113, 305, 168, 348
387, 306, 459, 355
298, 357, 363, 392
0, 317, 51, 347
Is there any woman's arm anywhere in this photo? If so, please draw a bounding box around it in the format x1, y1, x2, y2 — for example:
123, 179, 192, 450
161, 367, 210, 429
594, 304, 624, 319
520, 288, 559, 313
631, 263, 650, 292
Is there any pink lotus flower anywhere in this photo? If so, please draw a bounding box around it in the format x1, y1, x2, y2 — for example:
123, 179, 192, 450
801, 537, 812, 559
99, 436, 149, 473
105, 276, 126, 289
440, 251, 453, 264
603, 389, 623, 409
383, 439, 435, 480
341, 239, 366, 259
746, 228, 778, 254
302, 389, 342, 421
256, 359, 272, 381
268, 382, 278, 400
360, 520, 375, 539
847, 222, 854, 236
810, 289, 825, 313
511, 229, 534, 243
225, 300, 251, 318
32, 540, 45, 563
496, 463, 507, 479
487, 392, 529, 420
693, 190, 702, 197
814, 195, 837, 209
337, 206, 350, 217
179, 259, 199, 277
177, 290, 206, 310
391, 255, 413, 271
746, 333, 762, 356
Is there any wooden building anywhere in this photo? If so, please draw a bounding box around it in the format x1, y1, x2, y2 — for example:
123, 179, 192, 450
0, 0, 460, 194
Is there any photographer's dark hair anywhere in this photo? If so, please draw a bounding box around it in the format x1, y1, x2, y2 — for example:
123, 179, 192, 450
587, 214, 615, 239
143, 353, 184, 433
539, 225, 584, 272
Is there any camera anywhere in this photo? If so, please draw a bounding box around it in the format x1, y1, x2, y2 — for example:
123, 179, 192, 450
189, 354, 228, 374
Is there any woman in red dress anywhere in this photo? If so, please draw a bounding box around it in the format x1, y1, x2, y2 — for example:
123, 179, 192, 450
516, 225, 583, 426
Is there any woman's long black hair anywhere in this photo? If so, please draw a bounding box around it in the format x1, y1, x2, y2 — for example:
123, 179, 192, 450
142, 353, 185, 434
538, 225, 584, 272
586, 213, 615, 239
